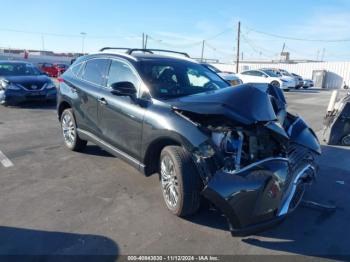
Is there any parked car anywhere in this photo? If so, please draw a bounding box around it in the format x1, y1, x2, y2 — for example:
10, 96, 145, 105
0, 61, 57, 106
261, 68, 297, 88
291, 73, 304, 89
237, 69, 294, 91
201, 63, 242, 86
38, 63, 68, 78
303, 79, 314, 88
57, 48, 320, 235
324, 91, 350, 146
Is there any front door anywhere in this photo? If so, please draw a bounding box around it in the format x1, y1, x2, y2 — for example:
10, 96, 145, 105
98, 59, 145, 161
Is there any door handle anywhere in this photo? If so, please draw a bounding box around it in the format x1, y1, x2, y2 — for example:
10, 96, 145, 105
98, 97, 108, 105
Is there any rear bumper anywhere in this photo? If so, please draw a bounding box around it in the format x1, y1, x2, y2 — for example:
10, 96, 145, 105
202, 158, 317, 236
0, 89, 57, 105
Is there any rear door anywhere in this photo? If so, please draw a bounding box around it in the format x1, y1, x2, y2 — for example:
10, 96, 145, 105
98, 59, 145, 161
74, 58, 111, 136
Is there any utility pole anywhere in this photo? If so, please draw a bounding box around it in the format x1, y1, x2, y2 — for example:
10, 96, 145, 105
142, 33, 145, 49
316, 49, 320, 61
41, 34, 45, 51
80, 32, 87, 54
201, 40, 205, 62
145, 34, 149, 49
236, 21, 241, 73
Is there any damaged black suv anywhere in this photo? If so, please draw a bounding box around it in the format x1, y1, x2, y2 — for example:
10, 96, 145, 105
57, 48, 321, 235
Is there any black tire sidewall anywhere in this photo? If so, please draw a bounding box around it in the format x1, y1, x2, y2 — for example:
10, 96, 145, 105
160, 146, 201, 217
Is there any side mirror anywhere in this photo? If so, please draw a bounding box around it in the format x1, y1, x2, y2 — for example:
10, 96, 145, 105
110, 82, 137, 97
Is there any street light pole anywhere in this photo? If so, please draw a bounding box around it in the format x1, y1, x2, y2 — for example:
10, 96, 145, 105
80, 32, 87, 54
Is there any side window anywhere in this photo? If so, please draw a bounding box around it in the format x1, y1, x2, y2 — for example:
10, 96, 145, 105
107, 60, 140, 89
254, 71, 265, 77
82, 59, 110, 86
71, 63, 84, 78
242, 71, 252, 75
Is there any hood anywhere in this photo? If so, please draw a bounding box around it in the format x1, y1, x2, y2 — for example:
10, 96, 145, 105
168, 84, 285, 125
3, 75, 50, 85
281, 76, 295, 82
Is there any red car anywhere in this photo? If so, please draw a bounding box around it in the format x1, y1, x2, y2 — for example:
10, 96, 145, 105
38, 63, 68, 78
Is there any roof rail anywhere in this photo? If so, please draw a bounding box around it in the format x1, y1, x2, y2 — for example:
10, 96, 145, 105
99, 47, 190, 58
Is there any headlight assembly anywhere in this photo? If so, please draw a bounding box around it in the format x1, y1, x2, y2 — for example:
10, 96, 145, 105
193, 142, 216, 159
6, 83, 21, 90
46, 82, 56, 90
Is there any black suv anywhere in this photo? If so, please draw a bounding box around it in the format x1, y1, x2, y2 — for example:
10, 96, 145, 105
57, 48, 321, 235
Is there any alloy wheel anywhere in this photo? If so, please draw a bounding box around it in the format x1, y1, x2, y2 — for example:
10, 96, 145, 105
62, 113, 76, 147
160, 155, 179, 209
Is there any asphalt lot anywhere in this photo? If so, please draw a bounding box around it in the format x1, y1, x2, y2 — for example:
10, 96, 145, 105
0, 89, 349, 259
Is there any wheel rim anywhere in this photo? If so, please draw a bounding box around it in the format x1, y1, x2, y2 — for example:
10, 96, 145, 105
272, 81, 280, 88
62, 113, 76, 146
342, 135, 350, 146
160, 155, 179, 209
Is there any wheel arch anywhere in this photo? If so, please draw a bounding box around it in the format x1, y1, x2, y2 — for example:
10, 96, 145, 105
143, 137, 183, 177
58, 100, 72, 121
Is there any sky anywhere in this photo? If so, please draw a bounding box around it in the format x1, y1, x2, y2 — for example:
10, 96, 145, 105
1, 0, 350, 62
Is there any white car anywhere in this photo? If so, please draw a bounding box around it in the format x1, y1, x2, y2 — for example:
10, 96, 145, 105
201, 64, 243, 86
237, 69, 294, 91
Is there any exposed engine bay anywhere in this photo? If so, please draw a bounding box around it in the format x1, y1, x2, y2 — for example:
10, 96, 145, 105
170, 84, 321, 235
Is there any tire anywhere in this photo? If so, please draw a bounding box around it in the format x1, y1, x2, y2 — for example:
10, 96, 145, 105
271, 81, 280, 88
60, 108, 87, 151
341, 135, 350, 146
159, 146, 202, 217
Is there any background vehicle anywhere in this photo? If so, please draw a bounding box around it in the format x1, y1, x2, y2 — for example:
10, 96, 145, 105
237, 69, 293, 91
292, 73, 304, 89
38, 63, 68, 77
57, 48, 320, 235
0, 61, 57, 106
201, 63, 242, 86
323, 91, 350, 146
303, 79, 314, 88
262, 68, 297, 88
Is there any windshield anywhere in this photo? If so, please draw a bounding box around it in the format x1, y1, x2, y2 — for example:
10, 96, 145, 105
0, 62, 42, 76
140, 60, 230, 99
56, 64, 67, 68
262, 69, 279, 77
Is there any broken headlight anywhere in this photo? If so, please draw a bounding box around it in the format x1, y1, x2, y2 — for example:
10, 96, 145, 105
193, 142, 216, 159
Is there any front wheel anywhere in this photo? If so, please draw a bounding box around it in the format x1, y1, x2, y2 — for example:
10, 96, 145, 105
271, 81, 280, 88
159, 146, 202, 217
61, 108, 87, 151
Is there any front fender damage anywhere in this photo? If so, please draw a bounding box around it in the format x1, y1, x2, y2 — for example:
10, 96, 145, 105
202, 157, 317, 236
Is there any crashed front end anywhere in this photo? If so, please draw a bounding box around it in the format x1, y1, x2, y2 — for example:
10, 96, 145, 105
173, 84, 321, 235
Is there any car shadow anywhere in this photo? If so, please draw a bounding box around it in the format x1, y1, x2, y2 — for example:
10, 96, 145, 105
83, 145, 115, 158
188, 145, 350, 258
0, 226, 119, 261
7, 100, 57, 110
290, 89, 321, 94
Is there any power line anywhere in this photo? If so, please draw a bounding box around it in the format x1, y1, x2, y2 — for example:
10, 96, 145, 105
243, 25, 350, 42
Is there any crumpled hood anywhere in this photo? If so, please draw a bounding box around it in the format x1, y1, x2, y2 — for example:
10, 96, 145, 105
3, 75, 50, 85
168, 84, 285, 125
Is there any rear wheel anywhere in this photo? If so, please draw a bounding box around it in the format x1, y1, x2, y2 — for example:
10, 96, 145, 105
271, 81, 280, 88
61, 108, 87, 151
341, 135, 350, 146
159, 146, 202, 217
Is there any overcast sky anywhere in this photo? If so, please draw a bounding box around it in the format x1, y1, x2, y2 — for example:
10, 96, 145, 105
1, 0, 350, 62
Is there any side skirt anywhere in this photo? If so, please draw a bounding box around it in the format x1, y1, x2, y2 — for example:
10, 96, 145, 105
77, 128, 146, 174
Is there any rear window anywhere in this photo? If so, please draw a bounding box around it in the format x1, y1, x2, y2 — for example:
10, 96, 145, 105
81, 59, 110, 86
